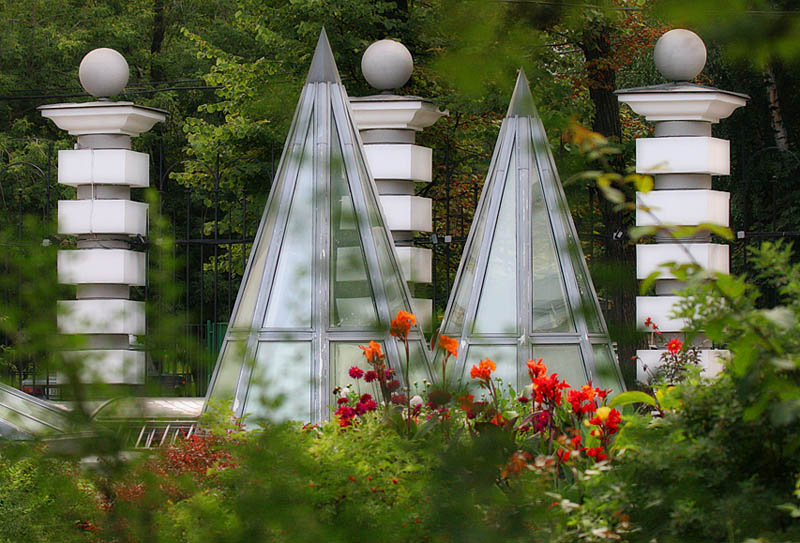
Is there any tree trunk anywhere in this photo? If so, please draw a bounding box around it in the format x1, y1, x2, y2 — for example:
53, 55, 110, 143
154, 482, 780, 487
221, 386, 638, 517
764, 64, 789, 151
579, 23, 638, 385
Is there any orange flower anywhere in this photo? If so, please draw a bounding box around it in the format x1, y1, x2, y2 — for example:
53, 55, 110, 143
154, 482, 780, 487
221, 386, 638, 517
358, 340, 384, 364
526, 358, 547, 380
390, 310, 417, 340
470, 358, 496, 380
438, 335, 458, 358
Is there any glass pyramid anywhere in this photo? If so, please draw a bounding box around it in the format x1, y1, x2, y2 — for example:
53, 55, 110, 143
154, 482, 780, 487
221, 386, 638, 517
434, 70, 625, 394
205, 29, 431, 423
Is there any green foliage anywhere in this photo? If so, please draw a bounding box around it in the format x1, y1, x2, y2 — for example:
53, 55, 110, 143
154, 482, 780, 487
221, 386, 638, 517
0, 446, 97, 542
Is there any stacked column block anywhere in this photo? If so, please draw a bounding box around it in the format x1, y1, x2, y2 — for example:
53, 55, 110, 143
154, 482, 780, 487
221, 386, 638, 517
617, 87, 746, 381
349, 96, 445, 332
40, 101, 165, 386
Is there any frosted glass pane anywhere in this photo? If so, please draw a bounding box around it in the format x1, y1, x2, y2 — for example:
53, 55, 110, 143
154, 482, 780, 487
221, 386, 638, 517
464, 345, 517, 395
330, 120, 379, 328
264, 123, 314, 328
233, 238, 268, 329
245, 342, 311, 422
531, 173, 573, 332
531, 344, 587, 389
473, 155, 517, 335
571, 240, 604, 333
445, 171, 493, 336
330, 342, 385, 402
208, 340, 245, 403
592, 344, 623, 394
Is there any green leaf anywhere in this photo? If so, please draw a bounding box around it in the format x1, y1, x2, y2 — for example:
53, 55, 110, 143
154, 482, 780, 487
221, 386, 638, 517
640, 271, 661, 295
609, 391, 657, 409
628, 225, 658, 241
630, 174, 654, 194
698, 222, 734, 241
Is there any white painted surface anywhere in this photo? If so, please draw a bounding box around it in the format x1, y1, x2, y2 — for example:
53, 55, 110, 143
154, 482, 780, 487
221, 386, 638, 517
616, 89, 747, 123
58, 149, 149, 187
395, 246, 432, 284
636, 348, 727, 382
61, 349, 146, 385
349, 99, 446, 131
363, 144, 432, 182
636, 295, 687, 332
379, 195, 432, 232
636, 189, 729, 227
39, 102, 166, 136
636, 137, 730, 175
636, 243, 729, 279
58, 299, 145, 335
58, 199, 147, 236
58, 249, 146, 286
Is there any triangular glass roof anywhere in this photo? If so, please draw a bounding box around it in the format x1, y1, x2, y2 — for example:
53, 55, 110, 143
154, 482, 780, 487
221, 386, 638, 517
205, 29, 431, 423
434, 70, 625, 394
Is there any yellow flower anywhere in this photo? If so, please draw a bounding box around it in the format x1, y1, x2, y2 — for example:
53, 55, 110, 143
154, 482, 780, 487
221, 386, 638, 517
595, 406, 611, 421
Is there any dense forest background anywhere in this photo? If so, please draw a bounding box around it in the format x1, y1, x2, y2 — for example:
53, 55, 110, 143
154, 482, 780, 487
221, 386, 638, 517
1, 0, 799, 387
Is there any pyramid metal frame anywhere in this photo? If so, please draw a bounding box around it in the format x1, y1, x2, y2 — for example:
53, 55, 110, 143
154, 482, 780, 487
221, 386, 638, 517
435, 71, 625, 392
204, 29, 431, 423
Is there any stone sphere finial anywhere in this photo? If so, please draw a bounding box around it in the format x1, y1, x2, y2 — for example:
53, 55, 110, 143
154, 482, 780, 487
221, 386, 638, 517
361, 39, 413, 91
653, 29, 707, 82
78, 48, 130, 99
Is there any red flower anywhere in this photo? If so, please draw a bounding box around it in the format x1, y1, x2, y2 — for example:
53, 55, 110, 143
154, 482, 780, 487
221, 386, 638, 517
532, 373, 570, 405
533, 411, 550, 433
470, 358, 496, 380
586, 447, 609, 462
438, 335, 458, 358
390, 311, 417, 340
364, 370, 378, 383
355, 396, 377, 414
667, 337, 683, 354
391, 393, 407, 405
556, 449, 571, 462
349, 366, 364, 379
387, 379, 401, 392
526, 358, 547, 381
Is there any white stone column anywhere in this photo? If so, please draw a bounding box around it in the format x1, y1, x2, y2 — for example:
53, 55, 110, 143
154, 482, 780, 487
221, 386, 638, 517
349, 40, 446, 333
39, 48, 166, 387
617, 30, 747, 382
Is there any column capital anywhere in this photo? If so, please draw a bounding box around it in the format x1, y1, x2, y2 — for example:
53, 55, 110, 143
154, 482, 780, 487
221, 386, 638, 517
39, 101, 166, 137
616, 83, 747, 123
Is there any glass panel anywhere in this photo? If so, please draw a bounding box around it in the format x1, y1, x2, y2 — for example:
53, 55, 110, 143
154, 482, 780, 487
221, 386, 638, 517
330, 119, 379, 328
406, 339, 431, 396
330, 342, 385, 403
592, 343, 624, 394
531, 119, 604, 333
531, 170, 574, 332
208, 340, 245, 403
245, 341, 311, 422
444, 172, 493, 336
464, 345, 517, 396
351, 135, 408, 319
263, 122, 315, 328
473, 154, 517, 335
531, 344, 587, 389
233, 236, 269, 329
570, 236, 604, 333
0, 386, 69, 434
